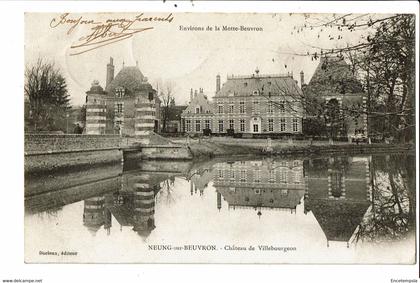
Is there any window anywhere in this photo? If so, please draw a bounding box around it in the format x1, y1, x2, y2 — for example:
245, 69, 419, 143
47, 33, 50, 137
330, 172, 343, 198
280, 170, 287, 183
239, 101, 245, 113
218, 105, 223, 114
244, 82, 248, 87
253, 90, 259, 96
268, 118, 274, 132
254, 170, 261, 183
240, 119, 245, 132
230, 170, 235, 181
280, 118, 286, 132
269, 170, 275, 183
229, 119, 234, 130
228, 105, 234, 113
218, 120, 224, 132
279, 100, 285, 113
115, 87, 125, 98
196, 120, 201, 132
253, 124, 259, 133
205, 120, 210, 129
218, 169, 223, 179
292, 118, 299, 132
240, 170, 246, 183
268, 81, 272, 86
186, 120, 191, 132
116, 103, 123, 113
294, 172, 301, 184
195, 107, 200, 114
268, 102, 274, 114
253, 100, 259, 113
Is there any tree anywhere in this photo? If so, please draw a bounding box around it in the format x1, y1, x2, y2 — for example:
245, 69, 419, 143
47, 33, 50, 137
353, 154, 415, 243
158, 81, 176, 133
25, 59, 71, 132
75, 104, 86, 133
290, 14, 415, 142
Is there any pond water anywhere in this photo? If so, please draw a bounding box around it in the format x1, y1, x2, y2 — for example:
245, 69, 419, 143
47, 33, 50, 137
24, 153, 416, 263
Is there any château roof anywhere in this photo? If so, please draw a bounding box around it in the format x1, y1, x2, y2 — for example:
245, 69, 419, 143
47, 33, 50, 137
86, 80, 106, 95
216, 73, 302, 98
306, 199, 370, 242
216, 187, 305, 209
182, 91, 214, 116
106, 66, 154, 96
306, 56, 364, 96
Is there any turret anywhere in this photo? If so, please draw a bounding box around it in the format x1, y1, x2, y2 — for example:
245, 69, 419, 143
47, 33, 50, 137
300, 70, 305, 87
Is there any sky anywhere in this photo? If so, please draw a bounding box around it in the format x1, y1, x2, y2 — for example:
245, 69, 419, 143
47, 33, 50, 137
25, 12, 371, 106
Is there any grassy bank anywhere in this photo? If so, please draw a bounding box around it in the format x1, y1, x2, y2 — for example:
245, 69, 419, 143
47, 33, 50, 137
185, 138, 414, 159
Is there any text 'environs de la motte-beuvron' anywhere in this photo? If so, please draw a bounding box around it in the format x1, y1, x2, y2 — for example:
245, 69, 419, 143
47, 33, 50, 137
179, 25, 263, 32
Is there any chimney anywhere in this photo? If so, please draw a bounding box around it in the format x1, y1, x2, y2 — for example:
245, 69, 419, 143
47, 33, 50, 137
300, 71, 304, 87
200, 88, 203, 94
216, 74, 221, 93
194, 89, 197, 98
106, 57, 114, 88
136, 60, 139, 67
190, 88, 193, 102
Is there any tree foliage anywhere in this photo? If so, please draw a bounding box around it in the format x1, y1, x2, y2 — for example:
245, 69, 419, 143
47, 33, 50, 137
292, 14, 415, 142
25, 59, 71, 132
354, 154, 415, 243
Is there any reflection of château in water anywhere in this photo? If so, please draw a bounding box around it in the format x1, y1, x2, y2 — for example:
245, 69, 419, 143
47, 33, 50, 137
83, 196, 112, 236
304, 156, 371, 247
213, 159, 305, 215
83, 172, 166, 238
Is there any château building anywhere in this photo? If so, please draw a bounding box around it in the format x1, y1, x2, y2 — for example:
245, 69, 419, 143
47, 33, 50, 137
85, 57, 161, 141
213, 70, 304, 135
303, 56, 367, 138
213, 159, 305, 214
304, 156, 371, 247
181, 88, 214, 134
181, 69, 304, 136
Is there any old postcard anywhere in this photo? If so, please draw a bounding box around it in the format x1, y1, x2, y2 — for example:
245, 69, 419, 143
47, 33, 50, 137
24, 11, 416, 264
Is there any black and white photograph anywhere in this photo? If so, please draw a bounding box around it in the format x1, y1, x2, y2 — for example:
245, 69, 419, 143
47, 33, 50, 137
22, 10, 417, 264
0, 1, 418, 282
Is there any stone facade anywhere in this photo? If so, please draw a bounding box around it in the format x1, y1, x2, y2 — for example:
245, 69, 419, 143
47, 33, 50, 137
304, 156, 371, 245
85, 58, 160, 143
181, 88, 214, 133
182, 70, 304, 135
213, 159, 305, 212
24, 134, 122, 154
303, 56, 367, 138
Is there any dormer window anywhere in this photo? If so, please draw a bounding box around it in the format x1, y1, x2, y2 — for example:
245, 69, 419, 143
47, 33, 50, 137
253, 90, 259, 96
115, 87, 125, 98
